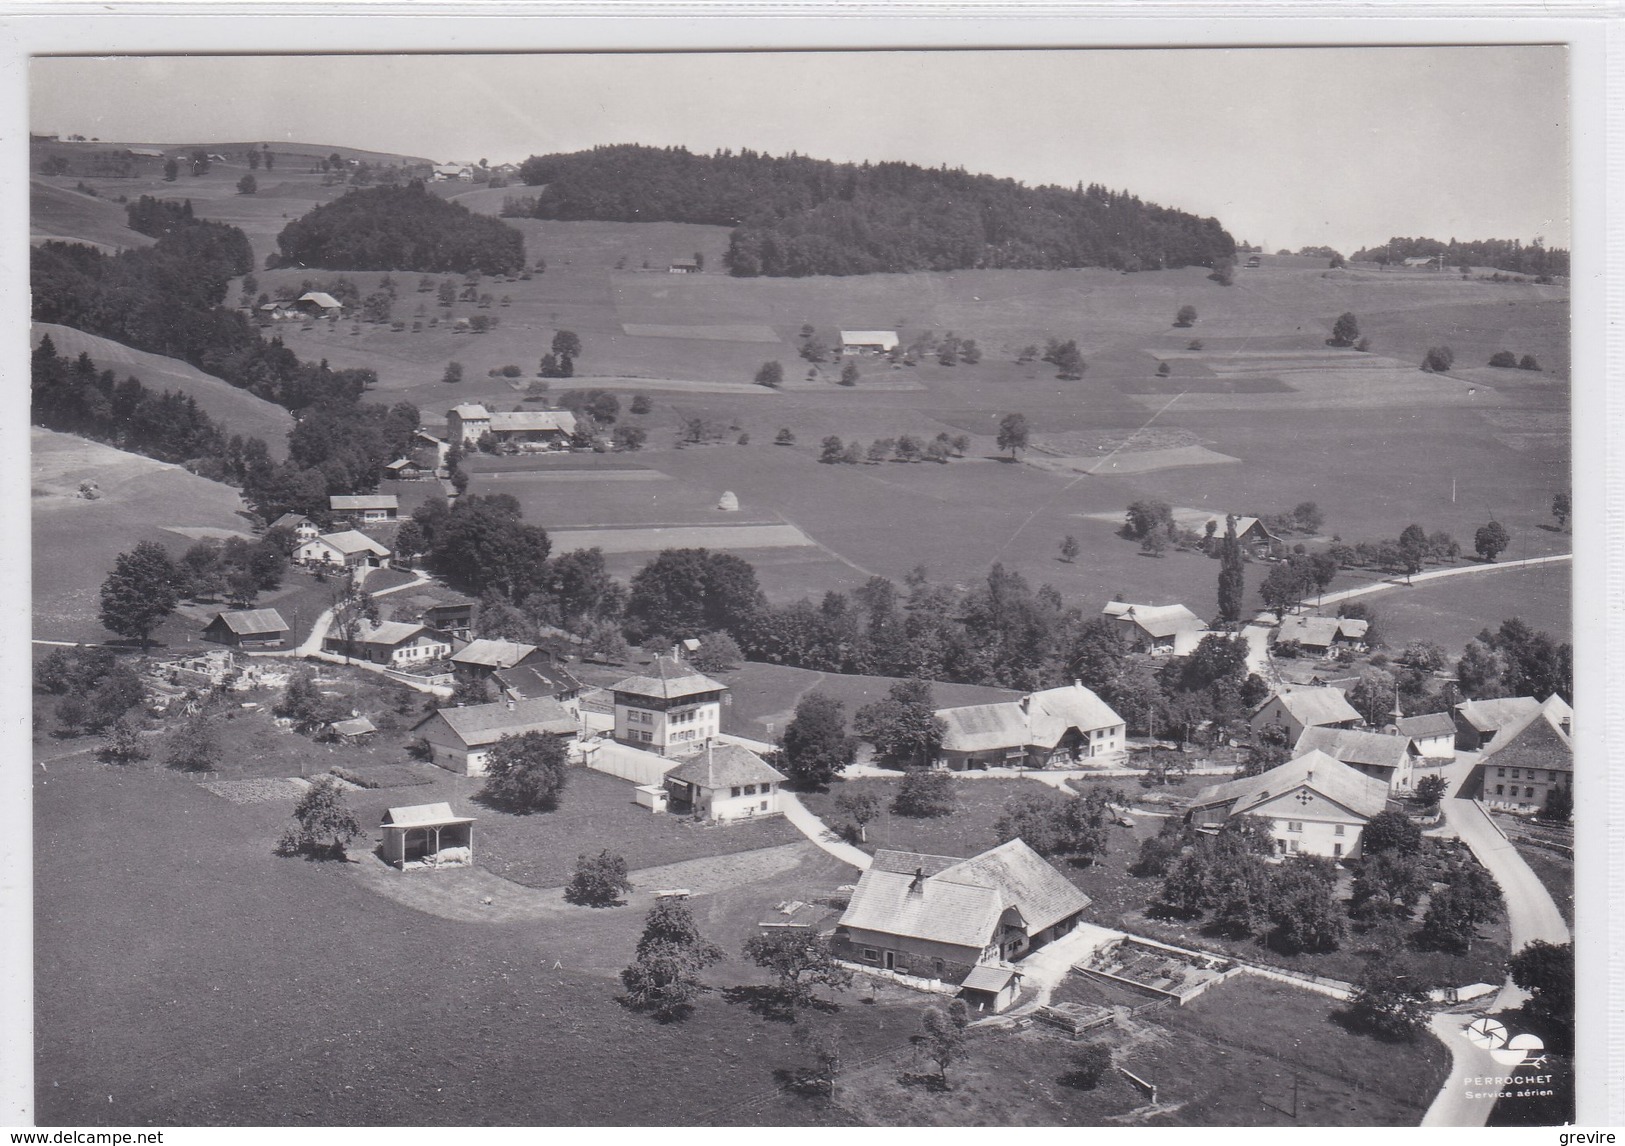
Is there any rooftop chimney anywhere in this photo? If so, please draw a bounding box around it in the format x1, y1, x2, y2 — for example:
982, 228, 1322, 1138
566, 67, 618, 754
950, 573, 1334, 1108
909, 866, 926, 892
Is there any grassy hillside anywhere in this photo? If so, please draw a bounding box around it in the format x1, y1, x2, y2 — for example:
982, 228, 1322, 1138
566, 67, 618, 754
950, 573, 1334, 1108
32, 428, 251, 643
30, 180, 156, 252
33, 323, 295, 458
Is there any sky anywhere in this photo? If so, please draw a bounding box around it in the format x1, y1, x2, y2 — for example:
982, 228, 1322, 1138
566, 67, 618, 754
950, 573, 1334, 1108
30, 46, 1570, 255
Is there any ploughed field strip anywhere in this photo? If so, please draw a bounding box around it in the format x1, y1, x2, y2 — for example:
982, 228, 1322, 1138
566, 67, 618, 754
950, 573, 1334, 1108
621, 322, 782, 343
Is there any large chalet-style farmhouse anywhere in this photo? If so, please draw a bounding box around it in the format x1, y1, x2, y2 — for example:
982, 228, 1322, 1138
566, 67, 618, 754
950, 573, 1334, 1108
1468, 698, 1574, 812
1294, 725, 1415, 792
608, 656, 727, 758
329, 494, 399, 523
833, 840, 1090, 1010
1186, 750, 1390, 860
934, 682, 1126, 770
323, 620, 452, 667
1273, 614, 1370, 655
295, 529, 391, 570
446, 404, 578, 448
1101, 601, 1206, 655
1453, 694, 1572, 751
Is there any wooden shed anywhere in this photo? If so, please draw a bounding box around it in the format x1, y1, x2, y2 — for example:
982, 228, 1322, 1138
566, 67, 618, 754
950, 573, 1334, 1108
381, 802, 476, 870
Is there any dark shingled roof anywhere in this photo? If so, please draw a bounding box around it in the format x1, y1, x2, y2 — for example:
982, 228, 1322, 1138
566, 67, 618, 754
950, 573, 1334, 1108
1397, 712, 1456, 740
610, 656, 726, 701
415, 696, 577, 748
665, 743, 786, 790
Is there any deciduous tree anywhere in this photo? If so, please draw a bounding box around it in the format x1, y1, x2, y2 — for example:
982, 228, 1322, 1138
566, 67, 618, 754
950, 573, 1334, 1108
781, 692, 855, 789
99, 541, 181, 650
482, 731, 570, 813
743, 930, 853, 1009
1474, 520, 1511, 562
567, 849, 633, 907
620, 899, 724, 1020
279, 774, 363, 859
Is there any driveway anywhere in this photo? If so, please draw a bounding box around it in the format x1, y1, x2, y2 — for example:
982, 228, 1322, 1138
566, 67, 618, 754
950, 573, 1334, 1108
776, 790, 873, 870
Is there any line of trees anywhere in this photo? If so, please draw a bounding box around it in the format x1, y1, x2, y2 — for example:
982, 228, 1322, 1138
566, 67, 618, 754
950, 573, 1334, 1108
514, 144, 1236, 277
1350, 236, 1568, 279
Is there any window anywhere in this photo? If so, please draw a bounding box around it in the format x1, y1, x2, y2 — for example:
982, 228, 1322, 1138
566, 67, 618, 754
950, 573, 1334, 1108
862, 948, 878, 962
731, 787, 741, 798
760, 800, 769, 811
1334, 824, 1345, 837
1289, 840, 1301, 853
1495, 784, 1504, 796
744, 784, 756, 796
1333, 843, 1343, 858
1526, 786, 1535, 799
1288, 821, 1303, 832
1549, 771, 1557, 781
1497, 768, 1505, 777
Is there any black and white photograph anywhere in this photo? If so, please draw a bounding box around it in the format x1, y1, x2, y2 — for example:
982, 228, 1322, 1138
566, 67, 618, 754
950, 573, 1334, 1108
8, 24, 1613, 1133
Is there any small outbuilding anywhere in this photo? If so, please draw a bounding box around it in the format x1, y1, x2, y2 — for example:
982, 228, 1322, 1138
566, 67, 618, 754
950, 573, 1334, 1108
839, 330, 900, 355
380, 802, 476, 870
960, 963, 1024, 1014
202, 608, 290, 649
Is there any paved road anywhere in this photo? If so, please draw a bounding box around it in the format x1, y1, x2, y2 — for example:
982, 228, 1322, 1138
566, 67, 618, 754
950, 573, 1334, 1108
1421, 1011, 1518, 1127
1315, 552, 1571, 609
775, 790, 873, 870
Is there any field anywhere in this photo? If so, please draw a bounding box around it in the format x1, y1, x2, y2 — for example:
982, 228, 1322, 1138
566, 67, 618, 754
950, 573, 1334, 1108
31, 428, 253, 643
1353, 559, 1572, 649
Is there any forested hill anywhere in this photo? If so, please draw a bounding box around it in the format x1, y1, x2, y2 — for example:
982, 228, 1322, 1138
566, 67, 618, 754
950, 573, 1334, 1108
1350, 235, 1568, 278
513, 144, 1235, 277
274, 182, 526, 274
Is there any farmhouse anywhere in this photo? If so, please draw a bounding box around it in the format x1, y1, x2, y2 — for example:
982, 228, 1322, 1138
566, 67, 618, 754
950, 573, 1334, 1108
1475, 706, 1573, 813
432, 164, 473, 181
668, 260, 700, 274
1249, 687, 1361, 743
1170, 510, 1281, 557
411, 696, 580, 776
323, 620, 452, 667
1186, 750, 1389, 860
839, 330, 900, 355
295, 530, 391, 569
1274, 613, 1370, 654
493, 659, 583, 710
935, 682, 1126, 770
1402, 255, 1441, 269
662, 743, 786, 822
452, 638, 545, 675
269, 513, 320, 543
1453, 694, 1572, 751
609, 656, 728, 758
201, 608, 290, 650
1396, 712, 1457, 761
1101, 601, 1205, 654
329, 493, 399, 523
832, 839, 1090, 999
1294, 726, 1414, 792
296, 291, 344, 318
380, 802, 475, 870
446, 404, 578, 448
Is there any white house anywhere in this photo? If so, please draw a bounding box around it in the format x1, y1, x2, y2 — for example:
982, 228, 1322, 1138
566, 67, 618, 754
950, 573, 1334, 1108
1101, 601, 1205, 654
1186, 750, 1390, 860
295, 529, 392, 569
1274, 614, 1369, 654
935, 682, 1126, 770
1249, 687, 1361, 743
1453, 694, 1572, 752
411, 696, 580, 776
1294, 725, 1415, 792
661, 743, 786, 822
269, 513, 321, 543
1396, 713, 1456, 761
608, 656, 728, 758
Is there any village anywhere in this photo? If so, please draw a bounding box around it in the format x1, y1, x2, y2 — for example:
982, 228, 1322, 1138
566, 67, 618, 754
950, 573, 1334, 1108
23, 46, 1579, 1131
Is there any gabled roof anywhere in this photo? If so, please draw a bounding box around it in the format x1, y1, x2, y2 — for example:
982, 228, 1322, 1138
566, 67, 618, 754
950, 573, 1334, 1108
1396, 712, 1455, 740
1191, 750, 1390, 821
209, 608, 289, 636
610, 656, 727, 700
1295, 726, 1410, 770
838, 838, 1089, 951
269, 513, 312, 531
1102, 602, 1204, 638
330, 716, 377, 737
383, 458, 423, 472
937, 683, 1123, 754
1258, 687, 1361, 728
415, 696, 578, 748
449, 403, 491, 420
452, 638, 537, 669
1169, 509, 1279, 542
665, 743, 787, 790
839, 329, 900, 349
488, 409, 578, 434
381, 802, 474, 828
494, 661, 582, 700
934, 839, 1092, 936
298, 291, 343, 309
354, 620, 441, 648
1454, 696, 1540, 734
307, 529, 391, 557
1480, 706, 1573, 773
870, 850, 964, 878
1276, 614, 1366, 648
330, 494, 399, 511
